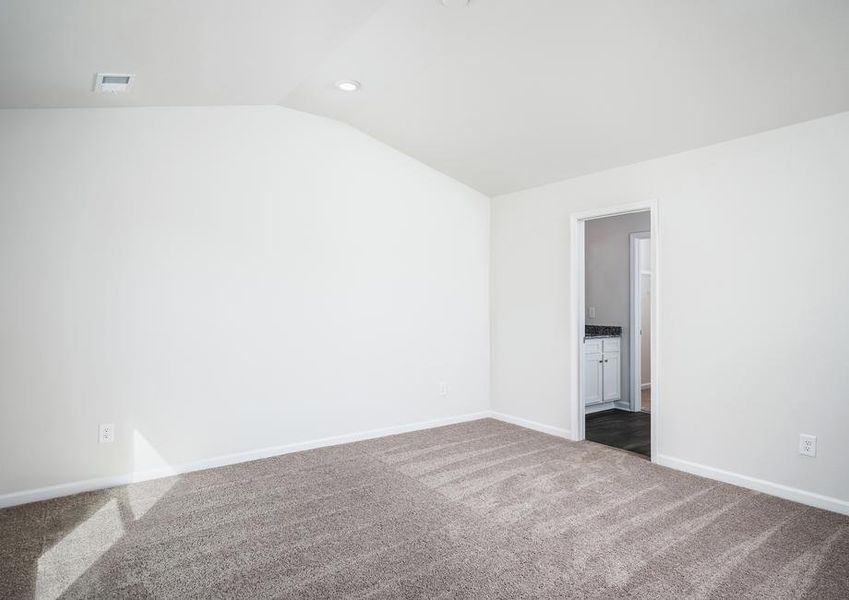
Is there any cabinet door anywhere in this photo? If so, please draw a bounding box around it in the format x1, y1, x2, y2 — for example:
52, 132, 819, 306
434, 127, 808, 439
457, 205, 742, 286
602, 352, 621, 401
583, 351, 603, 405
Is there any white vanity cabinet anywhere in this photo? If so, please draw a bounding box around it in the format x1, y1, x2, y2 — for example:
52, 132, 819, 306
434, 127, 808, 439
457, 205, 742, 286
583, 340, 603, 405
583, 336, 620, 407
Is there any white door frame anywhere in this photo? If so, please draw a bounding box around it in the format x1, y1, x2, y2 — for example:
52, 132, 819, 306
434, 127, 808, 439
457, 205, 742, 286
630, 231, 651, 413
569, 200, 660, 462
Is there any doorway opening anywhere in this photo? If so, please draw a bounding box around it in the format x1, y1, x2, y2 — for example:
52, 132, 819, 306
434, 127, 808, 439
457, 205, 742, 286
569, 202, 659, 460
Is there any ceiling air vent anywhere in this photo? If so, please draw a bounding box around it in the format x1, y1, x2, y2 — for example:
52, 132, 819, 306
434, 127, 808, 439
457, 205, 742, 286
93, 73, 134, 94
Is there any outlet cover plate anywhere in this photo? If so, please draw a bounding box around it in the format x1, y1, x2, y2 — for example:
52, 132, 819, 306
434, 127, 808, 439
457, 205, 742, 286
99, 423, 115, 444
799, 434, 816, 457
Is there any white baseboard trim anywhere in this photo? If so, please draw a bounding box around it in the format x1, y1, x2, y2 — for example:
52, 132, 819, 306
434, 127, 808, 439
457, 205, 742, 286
585, 401, 615, 415
655, 454, 849, 516
490, 411, 571, 440
12, 414, 841, 517
0, 411, 492, 509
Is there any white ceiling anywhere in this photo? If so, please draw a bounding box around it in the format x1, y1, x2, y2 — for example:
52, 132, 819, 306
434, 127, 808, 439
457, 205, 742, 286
3, 1, 849, 196
0, 0, 384, 107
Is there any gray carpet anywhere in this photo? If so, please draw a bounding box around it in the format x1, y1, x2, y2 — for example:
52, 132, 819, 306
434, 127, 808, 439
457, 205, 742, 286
2, 418, 848, 599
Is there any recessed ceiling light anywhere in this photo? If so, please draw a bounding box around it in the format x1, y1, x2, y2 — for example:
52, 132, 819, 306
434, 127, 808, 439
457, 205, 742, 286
334, 80, 361, 92
440, 0, 470, 7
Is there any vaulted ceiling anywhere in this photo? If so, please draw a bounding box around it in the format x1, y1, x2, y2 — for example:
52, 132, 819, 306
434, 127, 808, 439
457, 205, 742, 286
3, 0, 849, 195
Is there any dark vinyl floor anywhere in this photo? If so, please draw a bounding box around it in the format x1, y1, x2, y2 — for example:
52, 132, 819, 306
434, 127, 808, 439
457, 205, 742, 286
586, 409, 651, 457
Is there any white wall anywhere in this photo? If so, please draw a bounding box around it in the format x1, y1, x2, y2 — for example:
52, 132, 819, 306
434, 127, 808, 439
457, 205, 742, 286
0, 106, 490, 498
585, 211, 650, 408
492, 111, 849, 507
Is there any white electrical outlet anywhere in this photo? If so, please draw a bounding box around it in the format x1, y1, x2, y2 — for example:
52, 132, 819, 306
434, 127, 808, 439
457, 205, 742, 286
588, 306, 596, 319
439, 382, 448, 397
99, 423, 115, 444
799, 434, 816, 457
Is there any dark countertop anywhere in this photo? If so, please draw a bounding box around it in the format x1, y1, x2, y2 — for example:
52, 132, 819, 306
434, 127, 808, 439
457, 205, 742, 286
585, 325, 622, 338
